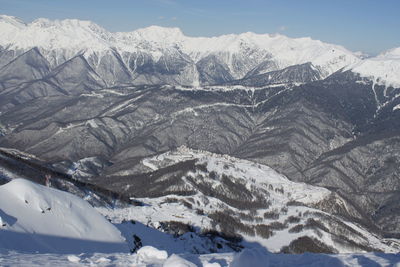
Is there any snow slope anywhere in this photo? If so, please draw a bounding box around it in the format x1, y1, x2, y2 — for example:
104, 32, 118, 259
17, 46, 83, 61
0, 14, 360, 79
0, 179, 128, 253
141, 146, 331, 205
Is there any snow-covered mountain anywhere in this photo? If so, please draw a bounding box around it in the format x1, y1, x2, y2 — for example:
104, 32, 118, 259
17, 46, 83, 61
0, 14, 360, 86
93, 147, 398, 254
1, 15, 400, 88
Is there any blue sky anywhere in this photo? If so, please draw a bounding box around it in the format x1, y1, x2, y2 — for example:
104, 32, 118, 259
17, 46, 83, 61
0, 0, 399, 55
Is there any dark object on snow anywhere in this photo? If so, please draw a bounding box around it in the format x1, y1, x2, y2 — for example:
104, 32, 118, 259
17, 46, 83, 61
131, 234, 143, 253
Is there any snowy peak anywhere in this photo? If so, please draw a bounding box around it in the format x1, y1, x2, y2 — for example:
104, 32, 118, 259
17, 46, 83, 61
378, 47, 400, 59
181, 30, 359, 78
31, 17, 100, 29
29, 17, 112, 43
129, 25, 185, 43
0, 15, 112, 53
0, 15, 26, 42
0, 15, 26, 28
346, 46, 400, 88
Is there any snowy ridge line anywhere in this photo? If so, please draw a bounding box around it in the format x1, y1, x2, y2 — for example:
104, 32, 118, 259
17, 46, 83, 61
1, 15, 400, 87
0, 14, 360, 79
0, 148, 134, 204
140, 145, 331, 204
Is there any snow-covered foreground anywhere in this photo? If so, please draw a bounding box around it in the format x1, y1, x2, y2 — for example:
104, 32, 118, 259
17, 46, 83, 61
1, 246, 399, 267
0, 179, 128, 253
0, 179, 399, 266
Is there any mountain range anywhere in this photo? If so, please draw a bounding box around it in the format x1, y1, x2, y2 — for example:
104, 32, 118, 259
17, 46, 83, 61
1, 14, 398, 87
1, 14, 400, 255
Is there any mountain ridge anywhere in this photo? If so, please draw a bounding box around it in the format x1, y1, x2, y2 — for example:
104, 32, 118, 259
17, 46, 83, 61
1, 14, 399, 87
0, 14, 361, 86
